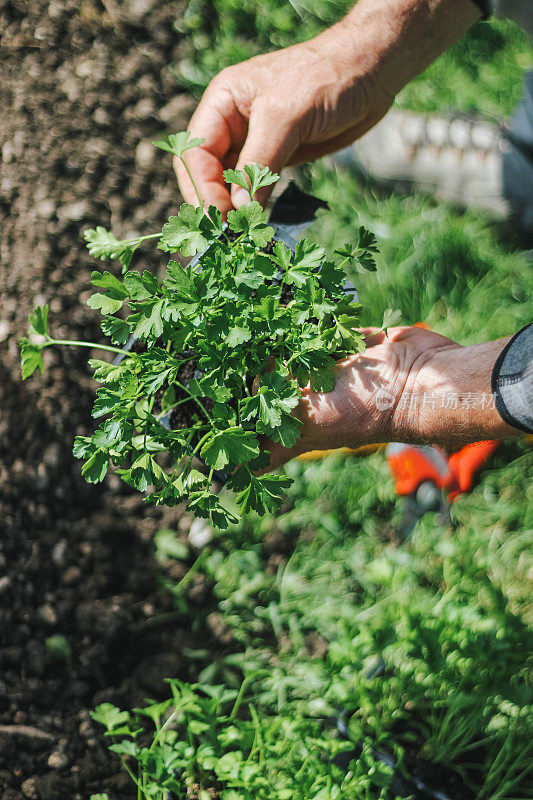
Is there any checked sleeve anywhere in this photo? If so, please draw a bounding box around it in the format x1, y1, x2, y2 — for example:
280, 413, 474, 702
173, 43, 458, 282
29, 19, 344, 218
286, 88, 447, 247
492, 324, 533, 434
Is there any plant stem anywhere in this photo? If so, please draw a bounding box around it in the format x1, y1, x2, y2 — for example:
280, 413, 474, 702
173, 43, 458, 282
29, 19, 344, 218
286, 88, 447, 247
175, 550, 207, 592
179, 155, 204, 209
177, 430, 212, 481
154, 396, 190, 420
133, 232, 162, 243
173, 379, 212, 422
117, 757, 140, 791
229, 670, 268, 720
149, 709, 178, 752
46, 338, 130, 356
189, 431, 211, 459
337, 255, 351, 272
230, 232, 247, 247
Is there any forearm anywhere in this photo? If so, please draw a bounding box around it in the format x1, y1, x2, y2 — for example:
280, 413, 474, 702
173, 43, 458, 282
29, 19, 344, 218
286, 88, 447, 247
322, 0, 482, 102
395, 338, 522, 446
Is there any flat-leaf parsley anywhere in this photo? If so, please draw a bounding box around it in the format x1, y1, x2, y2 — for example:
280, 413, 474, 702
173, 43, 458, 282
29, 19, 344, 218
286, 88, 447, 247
20, 133, 378, 527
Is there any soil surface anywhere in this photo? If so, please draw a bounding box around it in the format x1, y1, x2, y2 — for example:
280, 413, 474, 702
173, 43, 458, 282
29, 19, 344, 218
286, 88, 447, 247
0, 2, 223, 797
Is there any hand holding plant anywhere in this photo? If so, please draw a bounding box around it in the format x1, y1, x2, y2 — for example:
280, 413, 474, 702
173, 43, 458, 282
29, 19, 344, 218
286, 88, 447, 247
20, 133, 379, 528
265, 326, 519, 470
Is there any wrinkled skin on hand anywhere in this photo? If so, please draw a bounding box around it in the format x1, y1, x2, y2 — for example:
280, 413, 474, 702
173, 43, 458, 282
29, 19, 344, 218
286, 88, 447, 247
265, 326, 516, 469
175, 25, 392, 212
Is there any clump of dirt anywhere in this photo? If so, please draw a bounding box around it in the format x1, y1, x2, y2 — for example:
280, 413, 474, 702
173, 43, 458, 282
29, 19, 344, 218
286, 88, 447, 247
0, 2, 228, 797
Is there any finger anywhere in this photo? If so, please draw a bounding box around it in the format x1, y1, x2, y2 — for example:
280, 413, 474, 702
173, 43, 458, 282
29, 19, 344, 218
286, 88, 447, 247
231, 101, 297, 207
258, 438, 303, 473
174, 150, 232, 212
174, 86, 247, 212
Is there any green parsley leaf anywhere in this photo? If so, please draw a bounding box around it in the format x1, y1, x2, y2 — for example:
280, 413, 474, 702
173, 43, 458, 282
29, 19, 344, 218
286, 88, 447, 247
130, 453, 152, 492
153, 131, 205, 158
28, 304, 49, 336
101, 316, 130, 345
73, 436, 93, 458
187, 490, 238, 529
92, 418, 122, 448
123, 270, 157, 301
240, 371, 302, 446
81, 448, 109, 483
227, 202, 274, 248
200, 428, 260, 470
229, 468, 292, 515
84, 227, 136, 264
233, 262, 266, 289
290, 349, 335, 392
285, 241, 325, 287
334, 226, 378, 272
165, 260, 192, 294
91, 703, 130, 731
109, 741, 138, 758
87, 271, 129, 315
127, 298, 166, 340
381, 308, 402, 332
269, 240, 292, 270
20, 338, 45, 380
226, 322, 252, 348
223, 165, 279, 200
322, 314, 365, 353
93, 385, 128, 418
318, 259, 346, 295
222, 168, 249, 194
158, 205, 212, 256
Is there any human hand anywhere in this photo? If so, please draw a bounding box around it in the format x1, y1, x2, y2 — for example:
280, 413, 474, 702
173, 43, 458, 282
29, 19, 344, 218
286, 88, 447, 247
266, 326, 517, 470
175, 0, 481, 212
174, 17, 393, 212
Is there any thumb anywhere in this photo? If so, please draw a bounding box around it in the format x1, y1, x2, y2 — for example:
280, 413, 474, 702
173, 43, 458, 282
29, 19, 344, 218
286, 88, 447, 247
231, 103, 297, 208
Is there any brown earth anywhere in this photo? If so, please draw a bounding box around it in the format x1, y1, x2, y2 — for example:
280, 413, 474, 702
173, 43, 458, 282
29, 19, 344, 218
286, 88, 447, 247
0, 2, 223, 796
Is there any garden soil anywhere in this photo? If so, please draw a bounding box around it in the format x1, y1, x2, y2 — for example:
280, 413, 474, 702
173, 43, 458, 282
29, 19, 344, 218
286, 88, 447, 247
0, 2, 225, 797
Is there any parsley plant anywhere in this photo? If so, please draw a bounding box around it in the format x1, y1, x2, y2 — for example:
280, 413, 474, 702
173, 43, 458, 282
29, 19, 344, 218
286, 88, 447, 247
20, 133, 378, 528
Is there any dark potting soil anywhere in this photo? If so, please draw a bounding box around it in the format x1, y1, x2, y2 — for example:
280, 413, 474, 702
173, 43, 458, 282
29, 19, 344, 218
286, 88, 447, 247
0, 2, 235, 797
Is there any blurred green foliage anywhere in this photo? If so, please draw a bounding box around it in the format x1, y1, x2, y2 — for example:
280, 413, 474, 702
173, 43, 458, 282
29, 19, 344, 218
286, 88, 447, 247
306, 161, 532, 343
149, 444, 532, 799
399, 19, 532, 117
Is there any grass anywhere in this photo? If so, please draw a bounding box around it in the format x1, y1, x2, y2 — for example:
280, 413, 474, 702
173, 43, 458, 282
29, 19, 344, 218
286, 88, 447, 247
191, 445, 532, 795
399, 18, 532, 118
305, 162, 533, 344
94, 445, 533, 799
90, 6, 532, 799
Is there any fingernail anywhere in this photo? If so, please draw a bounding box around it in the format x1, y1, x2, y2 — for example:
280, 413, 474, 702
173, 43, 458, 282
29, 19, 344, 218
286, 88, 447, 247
232, 188, 249, 208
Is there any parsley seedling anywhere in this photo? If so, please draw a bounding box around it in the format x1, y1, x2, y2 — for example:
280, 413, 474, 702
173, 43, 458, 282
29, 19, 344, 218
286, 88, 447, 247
20, 132, 378, 528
